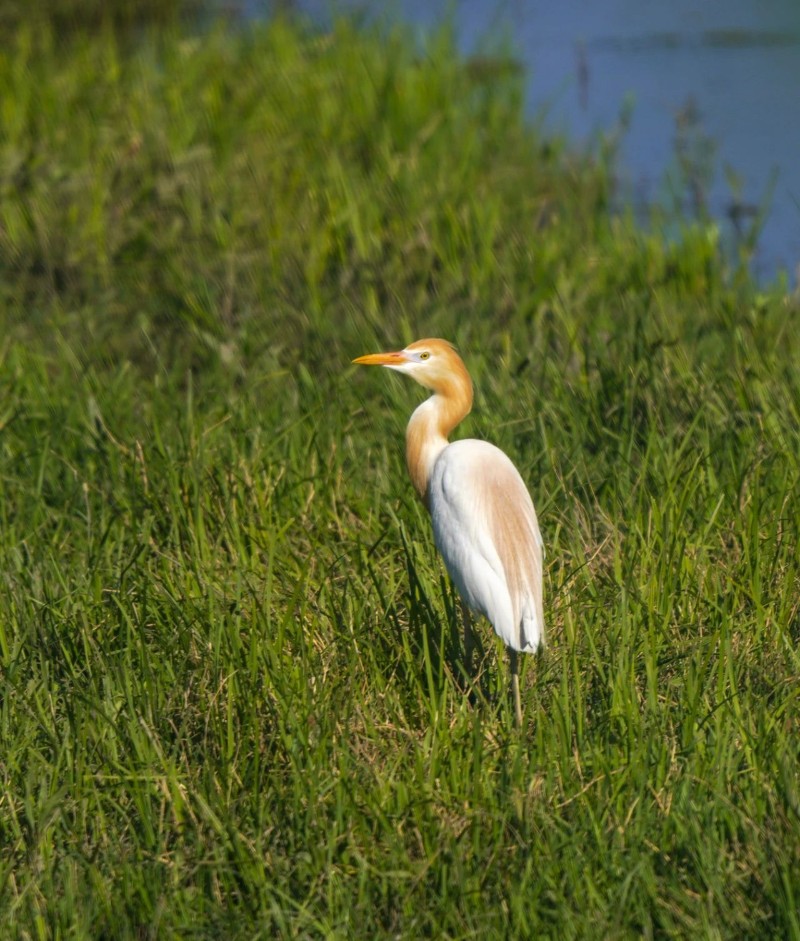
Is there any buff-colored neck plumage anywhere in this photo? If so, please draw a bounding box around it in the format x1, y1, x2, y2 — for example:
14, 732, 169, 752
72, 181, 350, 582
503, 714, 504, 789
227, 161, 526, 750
404, 341, 473, 504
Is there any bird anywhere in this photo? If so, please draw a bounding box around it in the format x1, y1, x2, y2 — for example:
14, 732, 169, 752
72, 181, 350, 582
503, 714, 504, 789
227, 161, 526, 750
353, 338, 544, 724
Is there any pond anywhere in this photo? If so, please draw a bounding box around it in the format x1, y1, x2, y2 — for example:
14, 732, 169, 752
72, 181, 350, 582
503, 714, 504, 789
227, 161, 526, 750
287, 0, 800, 285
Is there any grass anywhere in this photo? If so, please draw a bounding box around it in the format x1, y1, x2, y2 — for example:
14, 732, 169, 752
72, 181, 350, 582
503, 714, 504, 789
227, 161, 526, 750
0, 0, 200, 33
1, 12, 799, 939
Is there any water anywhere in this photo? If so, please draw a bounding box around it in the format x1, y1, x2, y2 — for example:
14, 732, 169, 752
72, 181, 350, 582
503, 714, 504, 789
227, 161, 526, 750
288, 0, 800, 285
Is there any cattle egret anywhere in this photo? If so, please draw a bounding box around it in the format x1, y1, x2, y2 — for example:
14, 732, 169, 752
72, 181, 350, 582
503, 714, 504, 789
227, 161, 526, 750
353, 338, 544, 724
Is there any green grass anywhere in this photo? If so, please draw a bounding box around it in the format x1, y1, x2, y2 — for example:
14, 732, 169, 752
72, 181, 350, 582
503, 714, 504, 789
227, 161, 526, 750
0, 0, 199, 33
1, 13, 799, 939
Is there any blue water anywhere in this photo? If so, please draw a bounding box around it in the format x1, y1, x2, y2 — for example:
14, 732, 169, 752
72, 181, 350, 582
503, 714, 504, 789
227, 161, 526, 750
289, 0, 800, 285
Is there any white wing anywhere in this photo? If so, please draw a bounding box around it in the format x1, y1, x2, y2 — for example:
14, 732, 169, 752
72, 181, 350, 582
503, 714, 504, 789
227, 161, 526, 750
428, 439, 544, 652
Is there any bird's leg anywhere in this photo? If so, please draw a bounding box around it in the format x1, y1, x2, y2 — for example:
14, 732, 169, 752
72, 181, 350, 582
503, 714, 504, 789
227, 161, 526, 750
460, 600, 474, 678
509, 649, 522, 726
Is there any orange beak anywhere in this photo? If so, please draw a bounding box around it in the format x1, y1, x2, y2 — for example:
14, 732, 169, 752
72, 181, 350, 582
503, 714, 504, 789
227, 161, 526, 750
352, 350, 407, 367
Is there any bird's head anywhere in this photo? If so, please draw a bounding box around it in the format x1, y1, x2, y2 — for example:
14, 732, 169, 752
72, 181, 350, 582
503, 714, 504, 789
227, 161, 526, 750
352, 338, 471, 395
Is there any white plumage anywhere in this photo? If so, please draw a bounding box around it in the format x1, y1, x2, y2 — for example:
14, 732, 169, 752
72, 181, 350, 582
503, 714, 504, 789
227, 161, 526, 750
429, 438, 544, 653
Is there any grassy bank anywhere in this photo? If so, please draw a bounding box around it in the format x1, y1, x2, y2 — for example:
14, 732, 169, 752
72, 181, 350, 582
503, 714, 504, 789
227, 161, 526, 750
1, 15, 799, 939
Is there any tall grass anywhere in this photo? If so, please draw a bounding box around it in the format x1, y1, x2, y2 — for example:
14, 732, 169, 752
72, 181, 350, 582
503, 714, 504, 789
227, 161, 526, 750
0, 0, 199, 33
0, 14, 799, 939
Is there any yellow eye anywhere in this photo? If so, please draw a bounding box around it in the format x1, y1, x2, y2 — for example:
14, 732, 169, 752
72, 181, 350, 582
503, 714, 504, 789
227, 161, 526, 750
419, 352, 430, 361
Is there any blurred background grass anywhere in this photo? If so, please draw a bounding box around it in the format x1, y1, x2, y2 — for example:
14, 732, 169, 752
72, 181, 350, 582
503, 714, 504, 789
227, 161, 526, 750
0, 0, 200, 31
1, 3, 799, 938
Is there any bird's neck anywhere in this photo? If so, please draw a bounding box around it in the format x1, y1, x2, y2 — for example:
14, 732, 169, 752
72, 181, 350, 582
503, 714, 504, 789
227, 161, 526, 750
406, 378, 473, 503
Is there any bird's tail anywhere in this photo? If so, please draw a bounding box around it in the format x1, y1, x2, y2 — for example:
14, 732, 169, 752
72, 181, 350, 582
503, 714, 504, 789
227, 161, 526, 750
519, 605, 544, 652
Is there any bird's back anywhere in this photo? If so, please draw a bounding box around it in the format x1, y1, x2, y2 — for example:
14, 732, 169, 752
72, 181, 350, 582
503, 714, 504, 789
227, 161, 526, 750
428, 439, 544, 652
